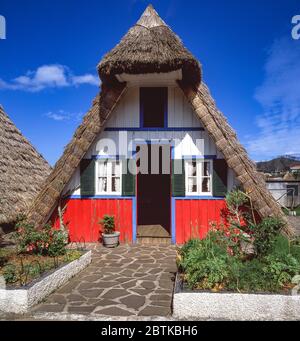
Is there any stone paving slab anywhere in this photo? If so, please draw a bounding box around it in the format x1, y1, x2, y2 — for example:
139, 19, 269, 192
32, 244, 177, 317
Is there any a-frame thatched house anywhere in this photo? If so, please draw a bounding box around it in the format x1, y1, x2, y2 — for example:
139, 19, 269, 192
0, 106, 51, 230
27, 5, 291, 244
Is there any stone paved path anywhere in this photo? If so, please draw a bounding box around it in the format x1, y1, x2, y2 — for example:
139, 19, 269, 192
32, 245, 177, 317
288, 216, 300, 236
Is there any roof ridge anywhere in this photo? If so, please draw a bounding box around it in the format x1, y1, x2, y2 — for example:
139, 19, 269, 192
136, 4, 167, 29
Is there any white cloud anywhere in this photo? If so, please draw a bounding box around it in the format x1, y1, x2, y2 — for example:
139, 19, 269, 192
45, 110, 84, 122
0, 64, 99, 92
72, 74, 99, 86
246, 37, 300, 160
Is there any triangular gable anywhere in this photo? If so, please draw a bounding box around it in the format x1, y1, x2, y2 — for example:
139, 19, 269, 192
26, 5, 292, 235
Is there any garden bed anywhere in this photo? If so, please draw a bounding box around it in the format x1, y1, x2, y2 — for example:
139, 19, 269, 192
173, 273, 300, 320
0, 216, 92, 314
174, 234, 300, 320
0, 248, 84, 288
174, 189, 300, 320
0, 250, 92, 314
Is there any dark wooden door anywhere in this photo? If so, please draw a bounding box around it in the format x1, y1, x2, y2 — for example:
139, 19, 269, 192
137, 145, 171, 233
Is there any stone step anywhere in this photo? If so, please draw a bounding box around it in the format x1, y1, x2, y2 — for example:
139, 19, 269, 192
137, 237, 172, 245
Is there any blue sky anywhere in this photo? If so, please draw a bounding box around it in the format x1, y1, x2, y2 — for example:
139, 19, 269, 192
0, 0, 299, 165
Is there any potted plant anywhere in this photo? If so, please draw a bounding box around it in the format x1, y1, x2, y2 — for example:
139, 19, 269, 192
99, 215, 120, 248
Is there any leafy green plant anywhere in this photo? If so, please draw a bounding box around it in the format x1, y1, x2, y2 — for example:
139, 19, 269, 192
13, 219, 49, 254
99, 215, 116, 235
47, 228, 68, 257
178, 233, 231, 289
12, 217, 68, 257
250, 217, 286, 257
3, 264, 18, 284
178, 228, 300, 293
225, 189, 249, 227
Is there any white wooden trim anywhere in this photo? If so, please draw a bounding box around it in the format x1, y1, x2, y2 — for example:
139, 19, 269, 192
185, 159, 213, 196
95, 159, 122, 196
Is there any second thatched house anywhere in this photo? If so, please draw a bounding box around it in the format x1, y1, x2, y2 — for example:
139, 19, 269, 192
27, 5, 291, 244
0, 106, 51, 231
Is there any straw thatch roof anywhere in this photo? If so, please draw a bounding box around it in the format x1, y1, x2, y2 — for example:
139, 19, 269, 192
179, 82, 291, 234
27, 5, 293, 235
27, 83, 126, 225
0, 106, 51, 227
98, 5, 201, 85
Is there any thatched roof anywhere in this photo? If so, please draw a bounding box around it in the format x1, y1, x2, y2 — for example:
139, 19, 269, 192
98, 4, 201, 85
179, 82, 291, 235
27, 83, 126, 225
0, 106, 51, 226
27, 5, 293, 235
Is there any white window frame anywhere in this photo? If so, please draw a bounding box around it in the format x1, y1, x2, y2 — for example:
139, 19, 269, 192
185, 159, 213, 196
96, 159, 122, 196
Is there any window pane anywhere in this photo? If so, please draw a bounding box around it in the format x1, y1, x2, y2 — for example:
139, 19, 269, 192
203, 161, 210, 176
98, 161, 107, 177
112, 177, 121, 193
98, 177, 107, 192
202, 177, 210, 193
141, 88, 167, 128
188, 177, 197, 193
112, 161, 120, 176
187, 161, 197, 176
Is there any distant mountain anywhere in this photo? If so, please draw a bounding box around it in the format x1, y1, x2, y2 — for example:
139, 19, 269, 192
256, 155, 300, 173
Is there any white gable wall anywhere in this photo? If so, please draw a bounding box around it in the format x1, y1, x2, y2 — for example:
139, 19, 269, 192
63, 84, 239, 195
105, 86, 202, 129
107, 87, 140, 128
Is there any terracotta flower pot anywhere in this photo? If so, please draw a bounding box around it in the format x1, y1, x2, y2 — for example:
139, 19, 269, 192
102, 231, 120, 248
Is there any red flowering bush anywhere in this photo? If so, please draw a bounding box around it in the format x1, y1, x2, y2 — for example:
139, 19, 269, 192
210, 221, 254, 257
13, 218, 68, 256
211, 189, 285, 258
209, 189, 258, 257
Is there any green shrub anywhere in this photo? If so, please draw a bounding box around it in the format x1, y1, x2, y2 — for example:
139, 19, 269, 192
47, 228, 68, 257
99, 215, 116, 235
3, 264, 18, 284
251, 217, 286, 257
13, 218, 68, 257
227, 259, 267, 292
178, 233, 231, 289
179, 189, 298, 293
263, 253, 299, 288
179, 238, 202, 259
179, 230, 300, 293
225, 189, 249, 227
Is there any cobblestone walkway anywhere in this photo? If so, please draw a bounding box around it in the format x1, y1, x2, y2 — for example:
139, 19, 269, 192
32, 245, 177, 317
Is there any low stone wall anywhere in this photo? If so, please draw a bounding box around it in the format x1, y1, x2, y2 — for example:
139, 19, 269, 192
173, 276, 300, 321
0, 251, 92, 314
